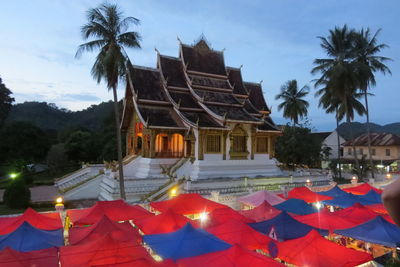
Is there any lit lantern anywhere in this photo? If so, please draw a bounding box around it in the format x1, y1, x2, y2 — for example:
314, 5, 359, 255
199, 212, 208, 223
305, 179, 312, 187
55, 197, 64, 212
169, 187, 178, 198
351, 176, 358, 184
386, 173, 392, 179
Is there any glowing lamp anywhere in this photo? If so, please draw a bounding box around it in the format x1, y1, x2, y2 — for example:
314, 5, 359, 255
351, 176, 358, 184
315, 202, 322, 210
170, 187, 178, 198
386, 173, 392, 179
9, 173, 18, 179
305, 179, 312, 187
55, 197, 64, 212
199, 212, 208, 223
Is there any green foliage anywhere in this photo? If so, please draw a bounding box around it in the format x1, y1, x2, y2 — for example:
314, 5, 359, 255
275, 124, 322, 168
64, 130, 100, 163
6, 101, 114, 131
275, 80, 309, 125
3, 178, 31, 209
0, 121, 50, 165
0, 77, 15, 126
46, 144, 70, 174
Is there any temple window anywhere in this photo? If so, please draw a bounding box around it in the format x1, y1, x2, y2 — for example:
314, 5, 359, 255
256, 137, 268, 153
232, 136, 246, 152
206, 135, 221, 153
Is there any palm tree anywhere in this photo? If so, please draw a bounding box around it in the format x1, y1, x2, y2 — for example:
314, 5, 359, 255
312, 25, 364, 174
353, 28, 391, 178
76, 3, 141, 199
275, 80, 309, 125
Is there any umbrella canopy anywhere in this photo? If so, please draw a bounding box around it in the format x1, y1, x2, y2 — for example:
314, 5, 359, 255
277, 230, 373, 267
237, 190, 285, 207
67, 200, 153, 226
333, 203, 378, 225
249, 211, 328, 241
343, 183, 383, 195
60, 234, 155, 267
0, 208, 62, 235
273, 198, 318, 215
357, 190, 383, 205
0, 247, 58, 267
335, 216, 400, 248
323, 192, 361, 208
134, 209, 197, 235
366, 203, 388, 215
206, 219, 273, 252
319, 185, 349, 198
295, 210, 358, 232
178, 245, 285, 267
69, 215, 140, 245
239, 201, 281, 222
150, 194, 227, 215
288, 187, 332, 203
0, 222, 63, 252
143, 223, 231, 261
206, 207, 254, 227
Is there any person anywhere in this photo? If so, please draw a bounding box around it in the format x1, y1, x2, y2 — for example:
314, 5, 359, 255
382, 177, 400, 226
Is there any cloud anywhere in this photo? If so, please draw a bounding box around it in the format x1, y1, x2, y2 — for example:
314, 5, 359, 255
63, 93, 101, 102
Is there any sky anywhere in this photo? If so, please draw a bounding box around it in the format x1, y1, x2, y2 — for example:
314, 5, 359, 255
0, 0, 399, 131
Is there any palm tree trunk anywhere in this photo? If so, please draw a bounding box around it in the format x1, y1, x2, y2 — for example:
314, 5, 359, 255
364, 90, 375, 178
335, 109, 342, 179
348, 118, 360, 178
112, 85, 126, 200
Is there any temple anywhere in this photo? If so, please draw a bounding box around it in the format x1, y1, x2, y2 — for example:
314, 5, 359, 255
119, 37, 282, 181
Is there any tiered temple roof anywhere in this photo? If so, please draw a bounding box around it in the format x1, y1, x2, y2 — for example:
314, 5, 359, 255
121, 38, 280, 132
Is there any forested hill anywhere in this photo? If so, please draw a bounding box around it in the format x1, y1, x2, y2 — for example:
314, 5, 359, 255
337, 122, 400, 140
6, 101, 115, 131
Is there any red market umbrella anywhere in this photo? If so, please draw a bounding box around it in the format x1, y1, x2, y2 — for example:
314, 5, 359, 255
207, 207, 254, 226
239, 201, 281, 222
365, 203, 388, 215
206, 219, 273, 252
67, 200, 153, 225
277, 230, 373, 267
150, 194, 226, 215
343, 183, 383, 195
69, 215, 141, 245
288, 187, 333, 203
134, 209, 197, 235
295, 210, 358, 232
0, 208, 62, 235
178, 245, 285, 267
0, 247, 58, 267
333, 203, 378, 225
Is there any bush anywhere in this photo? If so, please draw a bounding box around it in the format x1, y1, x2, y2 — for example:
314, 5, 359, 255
3, 178, 31, 209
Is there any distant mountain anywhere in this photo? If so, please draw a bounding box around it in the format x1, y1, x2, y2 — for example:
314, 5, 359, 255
337, 122, 400, 140
5, 101, 114, 131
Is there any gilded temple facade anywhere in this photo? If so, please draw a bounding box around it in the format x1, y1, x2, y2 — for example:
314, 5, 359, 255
120, 38, 281, 180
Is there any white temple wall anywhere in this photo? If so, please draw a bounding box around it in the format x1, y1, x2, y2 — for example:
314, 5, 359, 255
193, 128, 199, 160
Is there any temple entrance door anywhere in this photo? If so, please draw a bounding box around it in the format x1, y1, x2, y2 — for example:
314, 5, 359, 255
185, 140, 191, 157
162, 136, 168, 152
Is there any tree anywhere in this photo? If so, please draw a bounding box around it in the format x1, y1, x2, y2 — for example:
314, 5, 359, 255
275, 80, 309, 125
312, 25, 365, 175
46, 144, 70, 175
64, 130, 99, 163
0, 121, 50, 166
0, 77, 15, 126
3, 178, 31, 209
76, 3, 141, 199
275, 125, 322, 169
353, 28, 391, 178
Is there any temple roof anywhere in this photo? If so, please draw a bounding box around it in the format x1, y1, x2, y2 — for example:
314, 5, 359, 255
122, 37, 280, 131
244, 82, 270, 113
159, 55, 187, 88
138, 106, 185, 129
181, 41, 227, 76
227, 67, 248, 96
129, 66, 168, 102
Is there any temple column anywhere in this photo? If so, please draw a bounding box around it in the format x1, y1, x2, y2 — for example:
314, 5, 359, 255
190, 139, 195, 159
268, 135, 273, 159
149, 130, 156, 158
198, 130, 204, 160
250, 127, 256, 160
222, 132, 227, 160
